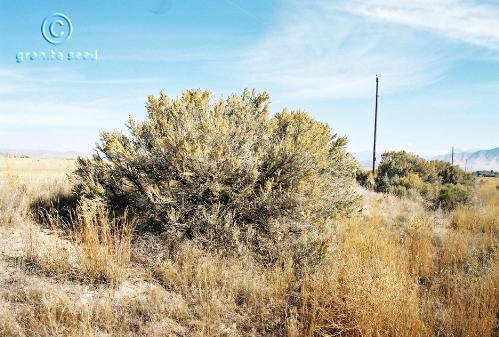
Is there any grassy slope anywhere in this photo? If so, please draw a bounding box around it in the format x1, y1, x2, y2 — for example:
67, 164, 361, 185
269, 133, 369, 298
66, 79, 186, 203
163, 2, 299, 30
0, 157, 497, 337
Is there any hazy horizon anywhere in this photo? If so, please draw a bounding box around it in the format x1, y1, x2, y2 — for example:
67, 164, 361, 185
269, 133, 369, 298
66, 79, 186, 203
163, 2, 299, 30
2, 145, 498, 158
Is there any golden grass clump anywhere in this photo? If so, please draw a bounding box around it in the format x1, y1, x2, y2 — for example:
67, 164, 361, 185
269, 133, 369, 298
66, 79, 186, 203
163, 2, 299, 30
0, 160, 29, 227
75, 201, 132, 284
296, 215, 430, 337
25, 201, 132, 285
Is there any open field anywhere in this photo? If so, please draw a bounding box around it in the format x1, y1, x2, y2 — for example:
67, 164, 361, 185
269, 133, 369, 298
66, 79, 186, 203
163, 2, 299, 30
0, 156, 497, 337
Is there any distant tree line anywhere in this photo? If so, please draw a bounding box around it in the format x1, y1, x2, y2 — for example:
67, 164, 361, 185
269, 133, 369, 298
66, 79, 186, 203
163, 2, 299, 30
474, 170, 498, 178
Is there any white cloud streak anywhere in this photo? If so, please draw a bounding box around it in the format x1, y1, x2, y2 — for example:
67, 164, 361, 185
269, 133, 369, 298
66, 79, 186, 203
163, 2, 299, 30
0, 68, 146, 128
341, 0, 499, 50
244, 0, 499, 100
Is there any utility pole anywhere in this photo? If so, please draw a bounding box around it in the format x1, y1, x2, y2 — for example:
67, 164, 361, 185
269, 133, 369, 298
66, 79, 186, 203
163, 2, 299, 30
451, 146, 454, 166
372, 75, 379, 176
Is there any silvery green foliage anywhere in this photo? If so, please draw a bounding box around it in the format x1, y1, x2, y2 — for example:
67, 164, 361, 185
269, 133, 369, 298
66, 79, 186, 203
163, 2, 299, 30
74, 89, 360, 261
375, 151, 475, 208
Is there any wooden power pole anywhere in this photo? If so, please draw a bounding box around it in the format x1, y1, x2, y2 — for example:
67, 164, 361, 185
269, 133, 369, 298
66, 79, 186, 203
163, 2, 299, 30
372, 75, 379, 176
451, 146, 454, 166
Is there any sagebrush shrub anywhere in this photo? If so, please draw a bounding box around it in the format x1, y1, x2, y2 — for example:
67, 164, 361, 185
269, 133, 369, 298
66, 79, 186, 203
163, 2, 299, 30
438, 184, 474, 210
375, 151, 475, 208
73, 89, 360, 261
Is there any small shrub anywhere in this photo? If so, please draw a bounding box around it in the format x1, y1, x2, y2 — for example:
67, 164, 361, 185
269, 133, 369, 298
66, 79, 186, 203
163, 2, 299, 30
376, 151, 437, 187
438, 184, 474, 210
375, 151, 475, 208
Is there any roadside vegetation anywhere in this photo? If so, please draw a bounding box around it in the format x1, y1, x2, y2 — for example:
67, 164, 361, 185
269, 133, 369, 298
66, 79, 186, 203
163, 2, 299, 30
474, 170, 499, 178
0, 90, 497, 337
358, 151, 475, 209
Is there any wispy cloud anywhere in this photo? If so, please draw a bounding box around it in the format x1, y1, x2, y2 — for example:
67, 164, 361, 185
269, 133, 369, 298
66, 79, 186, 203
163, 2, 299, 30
243, 0, 498, 100
0, 68, 147, 128
341, 0, 499, 50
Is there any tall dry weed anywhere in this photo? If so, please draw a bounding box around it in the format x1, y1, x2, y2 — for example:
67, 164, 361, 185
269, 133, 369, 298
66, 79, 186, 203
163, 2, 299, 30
25, 201, 132, 284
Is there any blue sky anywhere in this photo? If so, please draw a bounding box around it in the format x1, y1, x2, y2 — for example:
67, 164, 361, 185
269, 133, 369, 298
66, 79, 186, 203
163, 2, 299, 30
0, 0, 498, 156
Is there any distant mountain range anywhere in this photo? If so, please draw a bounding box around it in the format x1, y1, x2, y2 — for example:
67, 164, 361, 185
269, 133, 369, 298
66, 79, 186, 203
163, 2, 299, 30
0, 148, 87, 159
430, 147, 499, 172
354, 147, 499, 171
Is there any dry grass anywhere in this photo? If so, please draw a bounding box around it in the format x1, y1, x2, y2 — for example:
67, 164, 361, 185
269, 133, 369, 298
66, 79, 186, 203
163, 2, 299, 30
25, 202, 132, 285
75, 202, 132, 284
0, 156, 74, 228
1, 274, 190, 337
0, 157, 498, 336
296, 200, 497, 337
297, 219, 429, 336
